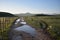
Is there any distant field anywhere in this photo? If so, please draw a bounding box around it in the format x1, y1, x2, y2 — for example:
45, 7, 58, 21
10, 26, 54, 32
24, 16, 60, 28
23, 16, 60, 40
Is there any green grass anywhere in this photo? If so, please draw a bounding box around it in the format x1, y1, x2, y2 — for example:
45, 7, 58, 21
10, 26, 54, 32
23, 16, 60, 40
0, 17, 18, 40
0, 16, 60, 40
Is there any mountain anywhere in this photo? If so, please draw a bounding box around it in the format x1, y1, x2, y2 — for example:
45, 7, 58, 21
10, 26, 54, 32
14, 13, 60, 16
14, 13, 35, 16
0, 12, 16, 17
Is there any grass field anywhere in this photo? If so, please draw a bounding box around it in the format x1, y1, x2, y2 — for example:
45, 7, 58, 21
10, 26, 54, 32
0, 17, 18, 40
0, 16, 60, 40
23, 16, 60, 40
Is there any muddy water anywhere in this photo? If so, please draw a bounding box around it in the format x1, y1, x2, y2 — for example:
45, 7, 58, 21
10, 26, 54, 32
9, 18, 37, 40
14, 24, 37, 36
11, 24, 37, 40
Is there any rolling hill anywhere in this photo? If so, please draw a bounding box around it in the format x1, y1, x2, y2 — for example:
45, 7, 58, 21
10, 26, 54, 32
0, 12, 16, 17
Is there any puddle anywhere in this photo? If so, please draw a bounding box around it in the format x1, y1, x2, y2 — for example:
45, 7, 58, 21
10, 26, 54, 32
9, 18, 37, 40
14, 24, 37, 37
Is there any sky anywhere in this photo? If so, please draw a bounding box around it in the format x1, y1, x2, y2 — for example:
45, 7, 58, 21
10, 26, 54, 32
0, 0, 60, 14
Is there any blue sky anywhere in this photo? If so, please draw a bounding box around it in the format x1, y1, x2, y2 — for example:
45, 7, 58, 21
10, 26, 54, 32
0, 0, 60, 14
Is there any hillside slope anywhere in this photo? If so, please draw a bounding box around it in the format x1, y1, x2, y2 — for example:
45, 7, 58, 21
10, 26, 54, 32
0, 12, 16, 17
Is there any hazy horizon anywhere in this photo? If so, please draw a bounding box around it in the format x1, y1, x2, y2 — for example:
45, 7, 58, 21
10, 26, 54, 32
0, 0, 60, 14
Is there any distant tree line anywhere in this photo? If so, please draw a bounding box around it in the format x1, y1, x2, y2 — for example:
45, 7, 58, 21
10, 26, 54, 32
35, 14, 56, 16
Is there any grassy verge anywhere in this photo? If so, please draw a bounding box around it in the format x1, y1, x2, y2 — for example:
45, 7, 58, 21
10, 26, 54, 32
23, 16, 60, 40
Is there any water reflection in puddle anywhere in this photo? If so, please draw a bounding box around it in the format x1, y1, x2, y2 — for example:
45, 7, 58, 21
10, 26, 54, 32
14, 25, 37, 37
